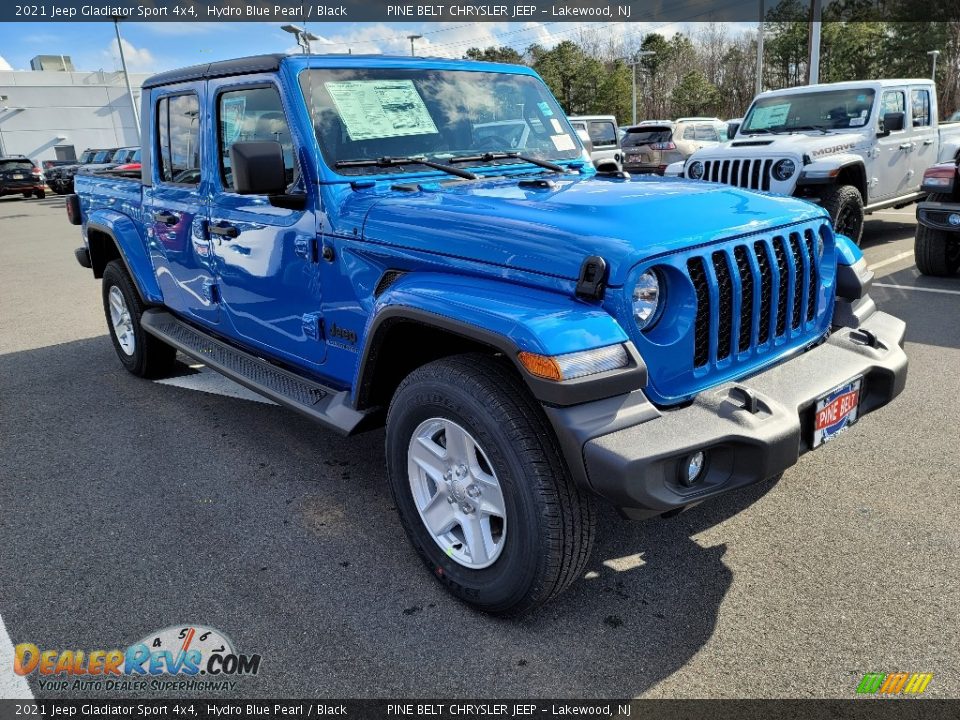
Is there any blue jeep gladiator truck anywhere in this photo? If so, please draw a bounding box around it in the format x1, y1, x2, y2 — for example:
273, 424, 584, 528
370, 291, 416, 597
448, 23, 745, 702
68, 53, 908, 614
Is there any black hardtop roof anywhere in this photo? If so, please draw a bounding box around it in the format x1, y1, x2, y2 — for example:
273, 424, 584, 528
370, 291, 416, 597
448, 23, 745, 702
142, 53, 287, 89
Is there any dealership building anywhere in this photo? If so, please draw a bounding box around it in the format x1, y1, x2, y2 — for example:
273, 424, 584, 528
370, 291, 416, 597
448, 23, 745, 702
0, 56, 149, 162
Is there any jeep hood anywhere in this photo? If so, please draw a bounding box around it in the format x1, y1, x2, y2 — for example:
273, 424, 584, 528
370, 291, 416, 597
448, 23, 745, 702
701, 130, 869, 159
355, 174, 828, 286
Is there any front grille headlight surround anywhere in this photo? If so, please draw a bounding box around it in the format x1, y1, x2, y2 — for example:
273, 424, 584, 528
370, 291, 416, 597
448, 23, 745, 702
687, 160, 705, 180
772, 158, 797, 181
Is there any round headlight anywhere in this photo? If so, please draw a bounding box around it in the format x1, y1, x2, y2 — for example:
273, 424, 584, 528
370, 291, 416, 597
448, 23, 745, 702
633, 270, 663, 330
687, 161, 705, 180
772, 159, 796, 181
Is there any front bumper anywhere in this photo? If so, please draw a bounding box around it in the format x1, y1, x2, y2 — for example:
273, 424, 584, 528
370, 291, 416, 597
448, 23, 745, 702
545, 310, 907, 519
917, 198, 960, 232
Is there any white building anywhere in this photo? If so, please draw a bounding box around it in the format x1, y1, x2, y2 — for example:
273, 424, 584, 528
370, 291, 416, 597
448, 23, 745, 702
0, 66, 150, 162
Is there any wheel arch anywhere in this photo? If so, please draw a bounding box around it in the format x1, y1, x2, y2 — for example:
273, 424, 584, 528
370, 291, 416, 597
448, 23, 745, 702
85, 213, 163, 304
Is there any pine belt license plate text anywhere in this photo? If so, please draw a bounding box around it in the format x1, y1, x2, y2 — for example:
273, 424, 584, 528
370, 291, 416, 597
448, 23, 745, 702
813, 377, 862, 448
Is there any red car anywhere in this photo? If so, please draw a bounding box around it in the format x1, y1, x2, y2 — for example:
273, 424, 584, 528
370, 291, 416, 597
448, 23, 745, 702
0, 156, 45, 199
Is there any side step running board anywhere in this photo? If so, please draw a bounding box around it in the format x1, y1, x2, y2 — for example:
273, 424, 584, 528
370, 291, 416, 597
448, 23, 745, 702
141, 309, 373, 435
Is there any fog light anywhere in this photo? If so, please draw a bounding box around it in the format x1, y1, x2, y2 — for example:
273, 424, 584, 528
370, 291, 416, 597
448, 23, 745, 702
680, 451, 706, 486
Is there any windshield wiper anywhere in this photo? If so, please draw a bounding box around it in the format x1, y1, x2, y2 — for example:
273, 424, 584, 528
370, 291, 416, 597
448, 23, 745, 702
447, 152, 566, 173
334, 156, 478, 181
789, 125, 832, 134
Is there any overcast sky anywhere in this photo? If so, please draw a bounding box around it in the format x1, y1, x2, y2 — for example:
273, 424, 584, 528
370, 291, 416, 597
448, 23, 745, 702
0, 20, 747, 74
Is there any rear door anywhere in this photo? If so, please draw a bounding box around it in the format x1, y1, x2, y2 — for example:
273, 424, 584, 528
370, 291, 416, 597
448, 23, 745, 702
143, 84, 220, 325
586, 119, 620, 164
205, 77, 326, 370
872, 87, 913, 202
909, 85, 937, 189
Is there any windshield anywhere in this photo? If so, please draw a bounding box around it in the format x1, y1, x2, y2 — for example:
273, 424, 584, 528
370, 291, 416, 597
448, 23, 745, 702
80, 151, 96, 163
92, 150, 112, 163
299, 68, 581, 176
742, 88, 876, 133
622, 128, 672, 147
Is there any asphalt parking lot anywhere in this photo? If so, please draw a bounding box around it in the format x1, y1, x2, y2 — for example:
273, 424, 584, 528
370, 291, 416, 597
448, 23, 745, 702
0, 194, 958, 700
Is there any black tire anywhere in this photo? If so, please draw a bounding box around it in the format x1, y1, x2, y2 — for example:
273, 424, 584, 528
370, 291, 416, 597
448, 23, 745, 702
385, 354, 596, 615
35, 189, 45, 199
915, 193, 960, 277
101, 260, 177, 378
821, 184, 865, 246
21, 192, 31, 199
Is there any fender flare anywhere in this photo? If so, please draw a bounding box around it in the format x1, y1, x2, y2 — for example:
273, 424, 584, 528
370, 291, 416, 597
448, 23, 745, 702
798, 155, 867, 194
353, 273, 646, 408
86, 210, 163, 304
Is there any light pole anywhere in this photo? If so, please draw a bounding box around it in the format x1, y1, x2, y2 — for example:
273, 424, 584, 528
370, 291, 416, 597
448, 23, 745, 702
807, 0, 822, 85
407, 34, 422, 57
756, 0, 765, 95
627, 51, 655, 126
281, 24, 319, 54
112, 17, 140, 142
928, 50, 941, 80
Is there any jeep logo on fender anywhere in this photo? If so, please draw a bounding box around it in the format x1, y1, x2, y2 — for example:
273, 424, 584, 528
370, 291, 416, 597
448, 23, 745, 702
330, 323, 357, 345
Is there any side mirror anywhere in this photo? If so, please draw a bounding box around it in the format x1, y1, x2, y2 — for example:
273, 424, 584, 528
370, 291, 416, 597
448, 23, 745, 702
727, 121, 741, 139
879, 111, 905, 136
229, 141, 286, 195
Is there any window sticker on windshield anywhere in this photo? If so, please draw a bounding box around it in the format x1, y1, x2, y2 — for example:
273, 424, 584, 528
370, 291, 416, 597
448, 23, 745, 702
550, 118, 563, 133
538, 101, 554, 117
850, 116, 866, 126
221, 96, 246, 144
551, 134, 575, 151
752, 102, 791, 128
324, 80, 439, 141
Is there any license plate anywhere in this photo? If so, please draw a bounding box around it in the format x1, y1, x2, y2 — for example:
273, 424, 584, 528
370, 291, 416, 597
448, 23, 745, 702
813, 377, 862, 448
12, 174, 24, 179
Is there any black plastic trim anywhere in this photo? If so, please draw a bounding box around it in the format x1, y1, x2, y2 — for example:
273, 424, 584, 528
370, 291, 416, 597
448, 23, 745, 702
836, 257, 874, 300
74, 247, 91, 268
355, 306, 647, 410
917, 199, 960, 232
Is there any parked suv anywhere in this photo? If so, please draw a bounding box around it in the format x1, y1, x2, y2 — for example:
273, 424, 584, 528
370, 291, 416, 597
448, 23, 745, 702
48, 148, 118, 194
569, 115, 622, 167
622, 119, 727, 174
913, 159, 960, 276
69, 53, 907, 615
0, 156, 45, 199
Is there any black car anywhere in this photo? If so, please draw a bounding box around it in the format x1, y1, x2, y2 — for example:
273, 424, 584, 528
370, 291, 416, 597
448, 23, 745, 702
47, 148, 118, 194
0, 156, 46, 199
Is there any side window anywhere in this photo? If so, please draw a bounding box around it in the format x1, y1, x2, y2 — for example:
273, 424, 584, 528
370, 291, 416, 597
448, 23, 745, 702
682, 125, 696, 140
695, 124, 720, 142
588, 121, 617, 148
219, 86, 295, 191
880, 90, 905, 131
156, 93, 201, 185
911, 89, 931, 127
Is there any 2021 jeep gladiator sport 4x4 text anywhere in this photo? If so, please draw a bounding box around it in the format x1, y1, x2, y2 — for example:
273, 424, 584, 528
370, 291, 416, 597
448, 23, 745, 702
668, 79, 960, 246
68, 54, 908, 614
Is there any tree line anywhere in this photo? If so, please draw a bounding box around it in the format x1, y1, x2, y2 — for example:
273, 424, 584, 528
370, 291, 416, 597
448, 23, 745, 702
465, 16, 960, 125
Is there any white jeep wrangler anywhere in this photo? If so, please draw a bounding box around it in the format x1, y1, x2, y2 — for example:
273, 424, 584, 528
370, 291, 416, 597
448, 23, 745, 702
667, 79, 960, 245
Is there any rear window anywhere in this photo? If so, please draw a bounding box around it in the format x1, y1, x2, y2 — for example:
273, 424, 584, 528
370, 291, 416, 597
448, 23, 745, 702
622, 128, 672, 147
0, 160, 34, 171
694, 124, 721, 142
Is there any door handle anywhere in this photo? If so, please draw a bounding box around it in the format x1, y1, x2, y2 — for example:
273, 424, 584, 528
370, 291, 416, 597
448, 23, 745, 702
898, 142, 914, 150
209, 223, 239, 239
923, 139, 935, 145
153, 211, 179, 226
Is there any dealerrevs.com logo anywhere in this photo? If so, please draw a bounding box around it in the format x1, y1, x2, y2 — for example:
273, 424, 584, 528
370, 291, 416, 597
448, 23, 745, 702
13, 625, 261, 693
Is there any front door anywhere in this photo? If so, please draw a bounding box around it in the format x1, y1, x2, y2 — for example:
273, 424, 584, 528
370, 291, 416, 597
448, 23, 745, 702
870, 87, 913, 203
206, 78, 326, 371
144, 86, 219, 325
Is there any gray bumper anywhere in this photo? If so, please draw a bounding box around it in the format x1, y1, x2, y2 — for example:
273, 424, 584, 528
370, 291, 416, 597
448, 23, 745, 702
545, 310, 907, 519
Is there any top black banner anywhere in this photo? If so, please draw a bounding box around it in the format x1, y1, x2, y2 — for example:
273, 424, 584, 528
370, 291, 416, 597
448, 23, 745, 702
5, 0, 960, 23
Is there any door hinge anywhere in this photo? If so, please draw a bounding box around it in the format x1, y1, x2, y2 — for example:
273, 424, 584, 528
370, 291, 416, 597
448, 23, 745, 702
302, 312, 324, 341
202, 279, 220, 304
294, 235, 319, 262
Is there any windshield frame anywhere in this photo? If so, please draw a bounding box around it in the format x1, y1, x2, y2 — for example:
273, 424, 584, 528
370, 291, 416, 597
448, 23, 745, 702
741, 87, 877, 135
295, 64, 586, 181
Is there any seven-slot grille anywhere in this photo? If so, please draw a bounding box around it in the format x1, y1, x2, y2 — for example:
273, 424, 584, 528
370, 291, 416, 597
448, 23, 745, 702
701, 158, 776, 191
686, 227, 822, 369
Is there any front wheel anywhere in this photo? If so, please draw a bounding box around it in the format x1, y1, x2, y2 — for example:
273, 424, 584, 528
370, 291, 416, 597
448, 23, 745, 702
385, 354, 596, 615
821, 184, 865, 246
35, 189, 45, 199
102, 260, 177, 378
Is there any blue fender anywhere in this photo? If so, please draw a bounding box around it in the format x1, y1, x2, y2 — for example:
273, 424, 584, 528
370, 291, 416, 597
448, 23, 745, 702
87, 209, 163, 304
834, 233, 863, 266
354, 272, 641, 408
